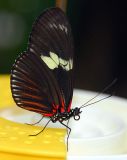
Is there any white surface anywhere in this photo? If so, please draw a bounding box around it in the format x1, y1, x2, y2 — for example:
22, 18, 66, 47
68, 89, 127, 159
1, 89, 127, 159
68, 109, 126, 155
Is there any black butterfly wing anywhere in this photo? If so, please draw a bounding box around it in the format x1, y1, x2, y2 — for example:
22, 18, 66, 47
28, 7, 74, 112
28, 7, 73, 59
11, 51, 61, 116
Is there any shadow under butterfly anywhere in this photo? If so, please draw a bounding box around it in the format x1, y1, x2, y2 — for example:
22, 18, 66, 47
10, 7, 114, 151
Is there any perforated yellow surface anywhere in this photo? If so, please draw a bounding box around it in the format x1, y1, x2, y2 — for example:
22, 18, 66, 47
0, 75, 66, 160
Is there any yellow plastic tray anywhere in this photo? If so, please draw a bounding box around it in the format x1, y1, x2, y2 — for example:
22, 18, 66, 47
0, 75, 66, 160
0, 75, 15, 108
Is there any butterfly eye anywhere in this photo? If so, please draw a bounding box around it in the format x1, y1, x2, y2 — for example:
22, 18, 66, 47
74, 115, 80, 120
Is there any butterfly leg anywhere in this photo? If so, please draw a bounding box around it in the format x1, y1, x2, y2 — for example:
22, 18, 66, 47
25, 116, 44, 125
67, 119, 70, 136
29, 119, 51, 136
60, 120, 71, 151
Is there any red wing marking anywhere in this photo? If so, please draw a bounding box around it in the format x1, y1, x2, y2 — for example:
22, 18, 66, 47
67, 100, 72, 112
52, 104, 59, 110
20, 105, 50, 115
22, 93, 42, 100
21, 106, 43, 113
43, 113, 54, 117
13, 82, 39, 92
21, 101, 46, 108
60, 98, 65, 113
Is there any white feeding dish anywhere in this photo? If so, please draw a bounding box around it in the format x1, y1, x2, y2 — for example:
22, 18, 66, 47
68, 108, 126, 156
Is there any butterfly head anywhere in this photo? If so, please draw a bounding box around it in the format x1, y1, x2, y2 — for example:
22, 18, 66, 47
72, 107, 82, 120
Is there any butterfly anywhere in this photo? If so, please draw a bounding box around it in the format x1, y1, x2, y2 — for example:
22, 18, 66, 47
10, 7, 82, 135
10, 8, 116, 150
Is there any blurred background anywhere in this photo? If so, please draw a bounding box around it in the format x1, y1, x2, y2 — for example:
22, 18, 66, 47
0, 0, 127, 98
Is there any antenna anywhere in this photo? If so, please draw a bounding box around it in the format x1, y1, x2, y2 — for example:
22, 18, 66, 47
80, 78, 117, 109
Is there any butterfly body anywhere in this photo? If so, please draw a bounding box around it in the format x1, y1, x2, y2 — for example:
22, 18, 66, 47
51, 107, 82, 123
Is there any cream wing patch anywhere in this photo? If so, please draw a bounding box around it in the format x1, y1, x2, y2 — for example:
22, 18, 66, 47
40, 54, 57, 69
50, 52, 59, 64
40, 52, 73, 71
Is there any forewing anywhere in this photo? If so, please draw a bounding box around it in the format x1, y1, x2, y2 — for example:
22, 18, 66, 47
28, 7, 74, 112
11, 51, 60, 116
